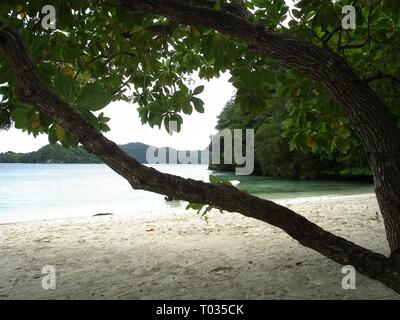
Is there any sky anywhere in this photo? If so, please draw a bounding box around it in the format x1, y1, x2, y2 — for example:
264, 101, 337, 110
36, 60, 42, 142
0, 74, 234, 152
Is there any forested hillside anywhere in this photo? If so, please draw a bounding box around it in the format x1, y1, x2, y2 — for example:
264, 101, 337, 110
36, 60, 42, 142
211, 98, 372, 179
0, 144, 101, 163
0, 142, 203, 164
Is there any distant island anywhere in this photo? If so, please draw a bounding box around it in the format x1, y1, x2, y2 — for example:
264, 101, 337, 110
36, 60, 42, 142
0, 143, 203, 164
0, 144, 101, 164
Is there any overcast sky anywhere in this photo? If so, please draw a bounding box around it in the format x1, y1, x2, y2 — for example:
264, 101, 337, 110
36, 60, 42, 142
0, 73, 234, 152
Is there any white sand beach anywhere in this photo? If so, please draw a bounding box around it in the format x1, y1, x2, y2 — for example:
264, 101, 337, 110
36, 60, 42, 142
0, 193, 399, 300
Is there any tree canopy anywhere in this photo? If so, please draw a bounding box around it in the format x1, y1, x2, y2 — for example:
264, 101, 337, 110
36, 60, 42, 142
1, 0, 398, 153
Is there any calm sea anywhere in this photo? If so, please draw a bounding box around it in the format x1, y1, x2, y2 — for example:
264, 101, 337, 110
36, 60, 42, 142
0, 163, 374, 223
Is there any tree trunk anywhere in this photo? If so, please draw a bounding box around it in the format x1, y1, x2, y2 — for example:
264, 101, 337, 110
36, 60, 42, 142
372, 157, 400, 259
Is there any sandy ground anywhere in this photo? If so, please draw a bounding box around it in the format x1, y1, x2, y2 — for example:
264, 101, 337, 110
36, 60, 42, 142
0, 193, 399, 300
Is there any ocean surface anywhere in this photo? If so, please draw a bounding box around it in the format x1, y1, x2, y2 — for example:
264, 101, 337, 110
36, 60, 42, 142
0, 163, 374, 223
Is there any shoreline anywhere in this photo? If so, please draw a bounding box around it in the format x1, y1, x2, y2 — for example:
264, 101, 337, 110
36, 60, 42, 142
0, 192, 376, 226
1, 193, 398, 299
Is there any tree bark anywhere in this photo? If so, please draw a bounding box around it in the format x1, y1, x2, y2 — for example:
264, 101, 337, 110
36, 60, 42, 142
115, 0, 400, 256
1, 27, 400, 293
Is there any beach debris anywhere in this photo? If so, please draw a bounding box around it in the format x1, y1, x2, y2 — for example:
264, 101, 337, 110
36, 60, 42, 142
33, 236, 52, 243
93, 213, 114, 217
209, 266, 233, 273
146, 227, 155, 232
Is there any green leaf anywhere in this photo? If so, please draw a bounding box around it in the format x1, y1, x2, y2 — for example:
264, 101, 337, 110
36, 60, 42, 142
56, 124, 66, 141
48, 125, 58, 144
192, 97, 205, 113
264, 71, 276, 84
75, 83, 113, 111
336, 127, 351, 139
182, 102, 193, 115
53, 71, 76, 104
190, 26, 201, 37
209, 175, 233, 185
209, 175, 220, 184
193, 85, 204, 95
334, 136, 351, 154
11, 102, 32, 129
186, 203, 205, 211
214, 0, 222, 11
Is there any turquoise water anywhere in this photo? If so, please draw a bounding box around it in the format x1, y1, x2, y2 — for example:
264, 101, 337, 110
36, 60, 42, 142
214, 171, 374, 200
0, 163, 373, 223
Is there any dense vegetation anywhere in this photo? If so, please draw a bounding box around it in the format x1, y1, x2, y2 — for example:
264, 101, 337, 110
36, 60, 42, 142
212, 98, 372, 179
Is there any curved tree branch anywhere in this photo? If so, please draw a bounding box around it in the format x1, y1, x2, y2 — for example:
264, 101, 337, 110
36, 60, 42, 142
1, 27, 400, 293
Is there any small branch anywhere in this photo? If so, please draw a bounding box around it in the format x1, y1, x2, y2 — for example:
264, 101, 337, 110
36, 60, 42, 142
112, 75, 133, 95
365, 71, 400, 85
74, 51, 136, 80
145, 22, 179, 38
